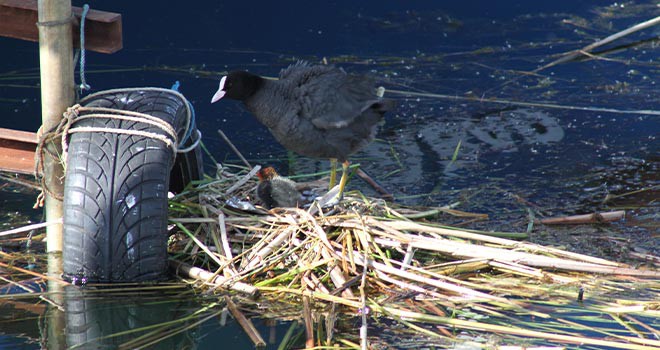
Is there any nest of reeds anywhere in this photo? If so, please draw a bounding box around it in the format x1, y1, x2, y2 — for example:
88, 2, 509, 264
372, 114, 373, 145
168, 163, 660, 349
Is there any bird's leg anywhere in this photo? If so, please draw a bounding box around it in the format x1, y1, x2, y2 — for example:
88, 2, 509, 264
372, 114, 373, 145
329, 158, 338, 189
314, 160, 349, 208
337, 160, 350, 199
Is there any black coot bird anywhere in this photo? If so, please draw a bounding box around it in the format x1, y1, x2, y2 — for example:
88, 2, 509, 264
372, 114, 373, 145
211, 61, 395, 199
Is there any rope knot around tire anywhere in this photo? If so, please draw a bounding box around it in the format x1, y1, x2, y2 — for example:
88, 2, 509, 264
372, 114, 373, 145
34, 88, 198, 208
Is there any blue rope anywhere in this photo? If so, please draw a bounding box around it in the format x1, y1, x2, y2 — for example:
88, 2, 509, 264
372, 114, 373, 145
78, 4, 91, 93
170, 81, 196, 147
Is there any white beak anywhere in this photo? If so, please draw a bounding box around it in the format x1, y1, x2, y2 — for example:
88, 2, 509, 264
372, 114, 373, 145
211, 76, 227, 103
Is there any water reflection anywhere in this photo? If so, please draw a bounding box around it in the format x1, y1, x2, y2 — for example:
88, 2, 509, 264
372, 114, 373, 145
0, 254, 198, 350
0, 0, 657, 349
1, 276, 300, 349
60, 286, 196, 349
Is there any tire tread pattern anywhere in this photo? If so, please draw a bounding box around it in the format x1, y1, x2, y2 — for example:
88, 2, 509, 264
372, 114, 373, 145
63, 90, 188, 282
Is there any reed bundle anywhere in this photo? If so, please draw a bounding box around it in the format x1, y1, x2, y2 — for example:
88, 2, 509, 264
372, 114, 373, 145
168, 164, 659, 349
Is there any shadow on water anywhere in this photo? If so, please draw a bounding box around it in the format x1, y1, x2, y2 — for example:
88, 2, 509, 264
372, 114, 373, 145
0, 0, 658, 348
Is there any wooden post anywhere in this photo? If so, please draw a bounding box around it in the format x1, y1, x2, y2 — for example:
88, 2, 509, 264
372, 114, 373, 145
38, 0, 74, 253
46, 252, 65, 349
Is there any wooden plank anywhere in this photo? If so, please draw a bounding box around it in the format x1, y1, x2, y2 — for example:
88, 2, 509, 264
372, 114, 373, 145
0, 128, 37, 144
0, 0, 122, 54
0, 127, 37, 175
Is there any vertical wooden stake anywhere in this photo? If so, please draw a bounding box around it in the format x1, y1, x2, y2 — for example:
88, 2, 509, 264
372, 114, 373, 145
38, 0, 74, 253
46, 252, 65, 349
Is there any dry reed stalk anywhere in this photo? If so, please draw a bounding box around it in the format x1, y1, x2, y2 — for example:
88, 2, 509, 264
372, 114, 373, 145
375, 219, 621, 266
169, 217, 216, 224
225, 165, 261, 195
296, 208, 337, 257
0, 218, 63, 238
358, 251, 368, 350
202, 206, 238, 279
610, 313, 645, 339
243, 226, 294, 271
320, 247, 354, 299
382, 256, 528, 301
225, 296, 266, 347
371, 230, 658, 277
377, 305, 660, 350
374, 270, 448, 300
497, 347, 564, 350
324, 302, 337, 344
603, 303, 660, 316
119, 308, 224, 350
217, 129, 252, 169
540, 210, 625, 224
556, 316, 660, 348
0, 275, 38, 293
298, 250, 329, 294
343, 229, 357, 273
357, 216, 395, 270
0, 261, 67, 284
255, 257, 335, 288
536, 15, 660, 72
281, 215, 355, 298
355, 167, 393, 200
169, 260, 259, 299
621, 314, 659, 338
0, 174, 42, 191
0, 298, 47, 314
302, 272, 329, 294
351, 253, 512, 304
216, 211, 240, 277
176, 223, 229, 268
428, 258, 490, 275
302, 295, 315, 348
419, 300, 448, 318
487, 260, 578, 283
400, 244, 415, 270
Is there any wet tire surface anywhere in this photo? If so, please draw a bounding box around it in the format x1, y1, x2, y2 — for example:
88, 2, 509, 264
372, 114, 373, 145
62, 90, 196, 283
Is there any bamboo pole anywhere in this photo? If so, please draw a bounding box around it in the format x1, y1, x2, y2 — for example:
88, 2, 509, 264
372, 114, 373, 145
45, 252, 66, 350
37, 5, 70, 346
37, 0, 74, 252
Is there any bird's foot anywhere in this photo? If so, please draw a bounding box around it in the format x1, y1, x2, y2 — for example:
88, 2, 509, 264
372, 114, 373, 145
317, 185, 343, 207
307, 185, 343, 215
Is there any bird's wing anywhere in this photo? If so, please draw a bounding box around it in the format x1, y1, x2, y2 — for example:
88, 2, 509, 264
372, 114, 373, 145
281, 64, 381, 130
279, 60, 312, 80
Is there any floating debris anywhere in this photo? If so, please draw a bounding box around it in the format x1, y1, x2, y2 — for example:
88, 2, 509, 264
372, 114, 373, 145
165, 163, 659, 349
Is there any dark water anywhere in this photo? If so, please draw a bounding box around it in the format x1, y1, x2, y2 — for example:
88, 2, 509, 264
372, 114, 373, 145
1, 0, 658, 348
